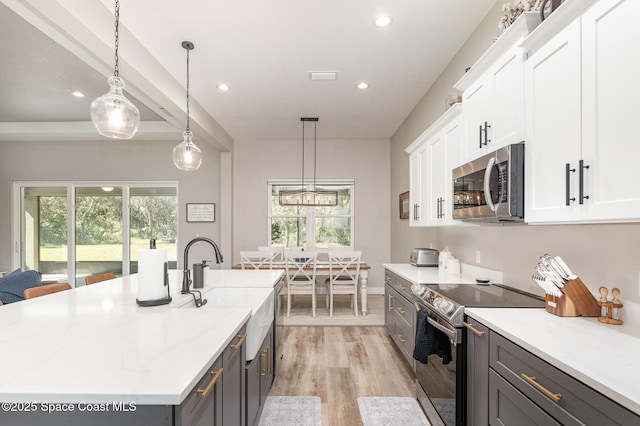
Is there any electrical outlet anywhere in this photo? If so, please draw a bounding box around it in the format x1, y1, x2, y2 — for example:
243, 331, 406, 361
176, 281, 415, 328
475, 250, 481, 264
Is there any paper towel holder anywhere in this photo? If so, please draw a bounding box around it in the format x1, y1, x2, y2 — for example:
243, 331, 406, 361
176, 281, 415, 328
136, 261, 173, 307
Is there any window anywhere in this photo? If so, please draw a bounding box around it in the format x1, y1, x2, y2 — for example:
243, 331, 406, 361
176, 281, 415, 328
268, 180, 354, 249
14, 182, 177, 286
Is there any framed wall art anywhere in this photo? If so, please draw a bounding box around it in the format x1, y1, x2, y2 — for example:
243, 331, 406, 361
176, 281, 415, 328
186, 203, 215, 222
399, 191, 410, 220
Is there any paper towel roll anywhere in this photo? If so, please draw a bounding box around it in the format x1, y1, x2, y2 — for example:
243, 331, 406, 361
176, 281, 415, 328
138, 249, 168, 302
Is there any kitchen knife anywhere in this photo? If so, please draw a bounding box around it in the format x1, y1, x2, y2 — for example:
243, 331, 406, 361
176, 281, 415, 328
532, 274, 563, 297
554, 256, 577, 280
536, 264, 564, 289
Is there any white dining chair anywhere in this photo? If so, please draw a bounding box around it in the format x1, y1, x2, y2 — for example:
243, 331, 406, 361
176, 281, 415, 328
240, 250, 274, 270
257, 245, 284, 262
284, 251, 318, 317
325, 250, 361, 317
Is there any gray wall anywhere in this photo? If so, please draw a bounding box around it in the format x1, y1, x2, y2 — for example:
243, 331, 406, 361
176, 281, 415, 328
0, 139, 224, 272
390, 3, 640, 303
233, 137, 390, 292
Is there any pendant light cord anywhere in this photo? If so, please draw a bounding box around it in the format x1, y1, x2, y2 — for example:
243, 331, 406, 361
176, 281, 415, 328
313, 120, 317, 190
301, 120, 305, 191
186, 46, 190, 132
113, 0, 120, 77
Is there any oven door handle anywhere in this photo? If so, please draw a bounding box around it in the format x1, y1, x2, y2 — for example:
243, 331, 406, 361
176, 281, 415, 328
427, 316, 456, 341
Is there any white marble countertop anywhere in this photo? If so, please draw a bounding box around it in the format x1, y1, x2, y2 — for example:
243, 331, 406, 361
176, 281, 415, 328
0, 269, 280, 405
465, 307, 640, 416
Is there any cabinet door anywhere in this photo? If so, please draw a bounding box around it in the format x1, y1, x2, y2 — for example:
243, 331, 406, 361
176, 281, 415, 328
461, 78, 490, 162
426, 132, 446, 224
260, 327, 274, 404
525, 18, 582, 223
581, 0, 640, 221
465, 318, 489, 426
409, 145, 429, 226
490, 47, 526, 149
384, 280, 394, 332
177, 356, 224, 426
223, 331, 246, 426
409, 151, 421, 226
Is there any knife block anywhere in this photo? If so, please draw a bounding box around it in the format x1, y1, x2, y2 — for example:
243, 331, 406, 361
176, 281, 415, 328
545, 277, 600, 317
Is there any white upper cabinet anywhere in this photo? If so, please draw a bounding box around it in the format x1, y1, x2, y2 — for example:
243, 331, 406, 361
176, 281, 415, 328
406, 105, 462, 227
581, 0, 640, 221
525, 18, 582, 222
524, 0, 640, 223
408, 144, 429, 226
455, 12, 541, 163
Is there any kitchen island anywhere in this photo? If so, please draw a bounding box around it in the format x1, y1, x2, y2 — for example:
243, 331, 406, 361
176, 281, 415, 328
0, 270, 281, 425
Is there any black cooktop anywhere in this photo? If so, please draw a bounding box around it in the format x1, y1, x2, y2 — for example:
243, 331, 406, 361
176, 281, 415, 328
423, 283, 545, 308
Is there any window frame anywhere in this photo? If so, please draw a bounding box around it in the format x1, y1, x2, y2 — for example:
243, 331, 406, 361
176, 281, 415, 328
267, 179, 355, 251
12, 181, 178, 285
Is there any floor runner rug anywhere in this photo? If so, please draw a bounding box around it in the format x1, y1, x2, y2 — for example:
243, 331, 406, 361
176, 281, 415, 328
358, 397, 430, 426
258, 396, 322, 426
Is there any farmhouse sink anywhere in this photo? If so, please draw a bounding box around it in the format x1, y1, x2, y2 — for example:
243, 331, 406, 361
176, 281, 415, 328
177, 287, 274, 361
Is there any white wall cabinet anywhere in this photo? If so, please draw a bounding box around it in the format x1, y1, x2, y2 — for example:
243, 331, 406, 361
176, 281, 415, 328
406, 105, 462, 227
524, 0, 640, 223
455, 13, 540, 163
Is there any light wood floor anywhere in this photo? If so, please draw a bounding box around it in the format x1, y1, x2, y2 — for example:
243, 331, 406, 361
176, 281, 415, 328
269, 326, 417, 426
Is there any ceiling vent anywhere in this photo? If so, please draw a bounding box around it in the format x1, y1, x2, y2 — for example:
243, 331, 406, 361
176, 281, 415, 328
310, 72, 337, 80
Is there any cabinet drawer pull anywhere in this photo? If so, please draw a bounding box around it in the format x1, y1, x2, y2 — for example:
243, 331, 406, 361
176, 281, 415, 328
579, 160, 590, 204
396, 334, 406, 343
388, 294, 394, 311
397, 284, 406, 291
521, 373, 562, 403
396, 307, 406, 315
230, 333, 247, 350
261, 346, 270, 377
463, 322, 485, 337
197, 368, 223, 398
565, 163, 576, 205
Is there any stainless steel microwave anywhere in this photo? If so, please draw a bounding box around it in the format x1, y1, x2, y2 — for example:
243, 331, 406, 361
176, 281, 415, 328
452, 142, 524, 222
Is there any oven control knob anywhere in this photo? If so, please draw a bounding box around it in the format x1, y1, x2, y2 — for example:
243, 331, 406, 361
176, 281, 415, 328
435, 298, 454, 315
411, 284, 426, 299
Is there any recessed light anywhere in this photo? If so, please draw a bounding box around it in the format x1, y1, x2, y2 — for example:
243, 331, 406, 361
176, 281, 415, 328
374, 15, 392, 28
217, 83, 230, 91
357, 82, 369, 90
71, 91, 85, 98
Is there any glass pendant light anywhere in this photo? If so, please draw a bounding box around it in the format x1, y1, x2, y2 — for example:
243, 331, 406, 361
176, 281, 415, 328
173, 41, 203, 171
90, 0, 140, 139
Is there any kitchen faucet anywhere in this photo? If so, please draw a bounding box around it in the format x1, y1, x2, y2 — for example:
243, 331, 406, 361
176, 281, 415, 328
182, 237, 224, 307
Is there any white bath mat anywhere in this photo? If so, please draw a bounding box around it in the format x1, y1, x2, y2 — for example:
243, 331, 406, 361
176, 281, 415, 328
258, 396, 322, 426
358, 397, 430, 426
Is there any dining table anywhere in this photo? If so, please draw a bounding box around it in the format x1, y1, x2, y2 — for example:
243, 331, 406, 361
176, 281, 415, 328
231, 261, 372, 315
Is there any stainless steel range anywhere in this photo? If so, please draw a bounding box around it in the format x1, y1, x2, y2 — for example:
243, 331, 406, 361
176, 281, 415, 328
411, 282, 544, 426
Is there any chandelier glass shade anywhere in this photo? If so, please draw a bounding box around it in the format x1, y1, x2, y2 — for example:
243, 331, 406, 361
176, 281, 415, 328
90, 0, 140, 139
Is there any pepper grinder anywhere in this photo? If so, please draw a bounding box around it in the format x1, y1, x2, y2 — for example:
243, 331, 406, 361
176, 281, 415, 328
597, 286, 623, 325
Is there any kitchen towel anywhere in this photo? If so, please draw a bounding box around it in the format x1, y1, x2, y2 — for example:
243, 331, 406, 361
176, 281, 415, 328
137, 248, 168, 302
413, 309, 452, 365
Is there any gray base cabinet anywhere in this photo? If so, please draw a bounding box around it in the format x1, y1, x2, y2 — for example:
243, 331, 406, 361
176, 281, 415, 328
465, 314, 639, 426
464, 317, 489, 426
177, 324, 247, 426
176, 356, 224, 426
246, 326, 274, 426
222, 329, 247, 426
384, 269, 416, 370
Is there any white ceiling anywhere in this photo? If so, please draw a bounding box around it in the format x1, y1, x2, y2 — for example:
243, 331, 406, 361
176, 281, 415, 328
1, 0, 498, 147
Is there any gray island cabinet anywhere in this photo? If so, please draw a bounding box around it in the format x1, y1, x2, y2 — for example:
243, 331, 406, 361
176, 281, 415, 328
465, 313, 640, 425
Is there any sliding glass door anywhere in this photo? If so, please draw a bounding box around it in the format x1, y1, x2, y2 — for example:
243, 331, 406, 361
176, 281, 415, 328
14, 182, 177, 286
